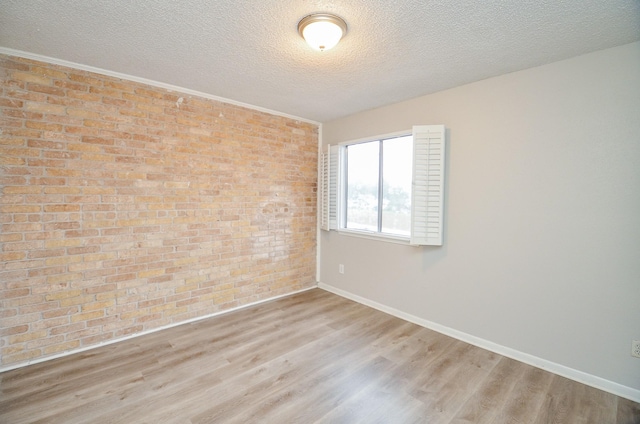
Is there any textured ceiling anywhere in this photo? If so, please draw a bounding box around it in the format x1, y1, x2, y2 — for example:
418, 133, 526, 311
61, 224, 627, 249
0, 0, 639, 122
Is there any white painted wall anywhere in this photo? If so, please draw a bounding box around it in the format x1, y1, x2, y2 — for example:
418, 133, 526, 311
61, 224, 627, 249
319, 42, 640, 396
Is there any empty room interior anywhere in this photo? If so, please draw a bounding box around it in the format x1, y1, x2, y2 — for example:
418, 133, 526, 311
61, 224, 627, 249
1, 1, 639, 423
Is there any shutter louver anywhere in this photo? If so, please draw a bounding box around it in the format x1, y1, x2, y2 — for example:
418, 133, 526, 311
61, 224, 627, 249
328, 145, 339, 230
321, 145, 339, 231
320, 148, 330, 231
410, 125, 446, 246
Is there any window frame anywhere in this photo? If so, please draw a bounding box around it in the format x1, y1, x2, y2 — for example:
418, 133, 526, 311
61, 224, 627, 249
321, 125, 446, 247
338, 130, 414, 242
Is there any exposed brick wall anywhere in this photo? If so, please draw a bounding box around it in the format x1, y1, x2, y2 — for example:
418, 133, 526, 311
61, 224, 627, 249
0, 55, 318, 367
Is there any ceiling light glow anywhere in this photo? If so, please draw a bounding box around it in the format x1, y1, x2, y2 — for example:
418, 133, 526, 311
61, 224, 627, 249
298, 13, 347, 51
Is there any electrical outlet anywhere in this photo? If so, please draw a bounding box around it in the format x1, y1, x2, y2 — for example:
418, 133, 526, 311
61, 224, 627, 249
632, 340, 640, 358
339, 264, 344, 274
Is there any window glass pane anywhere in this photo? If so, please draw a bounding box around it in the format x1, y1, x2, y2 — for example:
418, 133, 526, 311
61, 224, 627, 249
381, 135, 412, 235
346, 141, 379, 231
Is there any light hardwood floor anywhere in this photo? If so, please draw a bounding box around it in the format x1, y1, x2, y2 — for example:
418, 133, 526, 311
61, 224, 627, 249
1, 289, 638, 423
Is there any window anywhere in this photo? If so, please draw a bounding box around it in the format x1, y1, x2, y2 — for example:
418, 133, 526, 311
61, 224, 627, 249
345, 135, 413, 236
321, 125, 446, 246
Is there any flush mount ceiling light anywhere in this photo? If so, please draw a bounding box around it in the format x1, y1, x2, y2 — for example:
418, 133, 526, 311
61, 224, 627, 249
298, 13, 347, 51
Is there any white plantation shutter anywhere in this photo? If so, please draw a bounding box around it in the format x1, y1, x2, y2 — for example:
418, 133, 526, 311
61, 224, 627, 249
320, 144, 339, 231
320, 149, 330, 231
410, 125, 446, 246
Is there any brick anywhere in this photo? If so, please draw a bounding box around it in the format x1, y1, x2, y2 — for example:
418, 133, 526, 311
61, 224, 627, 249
25, 121, 64, 132
25, 102, 65, 114
2, 345, 25, 356
138, 268, 165, 278
27, 139, 65, 149
1, 205, 41, 213
44, 290, 82, 301
27, 334, 64, 348
163, 306, 188, 317
0, 156, 26, 165
83, 252, 116, 262
67, 90, 102, 102
44, 239, 83, 248
1, 312, 41, 327
27, 158, 66, 167
9, 330, 48, 344
67, 108, 101, 119
83, 283, 117, 294
149, 303, 173, 314
67, 246, 100, 255
68, 73, 103, 86
119, 108, 146, 118
4, 186, 41, 196
44, 187, 82, 194
2, 128, 42, 138
65, 125, 100, 136
47, 168, 82, 177
88, 85, 120, 97
0, 233, 23, 242
42, 306, 79, 319
43, 204, 81, 212
89, 315, 121, 329
0, 147, 41, 159
27, 267, 65, 279
64, 229, 99, 237
59, 295, 96, 307
50, 323, 86, 336
15, 299, 52, 311
134, 87, 163, 99
43, 340, 81, 355
0, 288, 30, 299
31, 177, 66, 185
3, 350, 42, 364
81, 300, 115, 312
81, 136, 113, 145
82, 153, 114, 162
0, 136, 27, 146
46, 273, 83, 285
30, 65, 68, 80
12, 71, 51, 85
54, 79, 87, 91
4, 241, 44, 252
83, 119, 116, 129
71, 310, 104, 323
0, 58, 30, 70
28, 83, 66, 97
0, 252, 26, 261
0, 97, 25, 108
0, 325, 28, 336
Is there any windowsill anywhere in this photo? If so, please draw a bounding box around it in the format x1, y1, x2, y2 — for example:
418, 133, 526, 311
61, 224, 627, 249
336, 228, 412, 245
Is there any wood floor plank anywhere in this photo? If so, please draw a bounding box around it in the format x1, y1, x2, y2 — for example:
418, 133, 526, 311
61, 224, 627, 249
492, 363, 556, 423
90, 299, 350, 423
449, 356, 527, 424
617, 396, 640, 424
409, 343, 502, 423
93, 292, 372, 423
191, 312, 406, 423
1, 289, 638, 424
532, 374, 619, 424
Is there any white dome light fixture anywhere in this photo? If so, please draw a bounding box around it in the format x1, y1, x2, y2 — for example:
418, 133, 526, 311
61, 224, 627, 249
298, 13, 347, 51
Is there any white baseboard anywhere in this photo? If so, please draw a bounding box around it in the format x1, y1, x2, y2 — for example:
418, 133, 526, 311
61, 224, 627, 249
0, 286, 317, 374
318, 282, 640, 403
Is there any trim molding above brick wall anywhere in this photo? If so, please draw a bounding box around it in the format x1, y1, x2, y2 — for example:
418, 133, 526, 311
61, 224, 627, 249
0, 47, 321, 126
